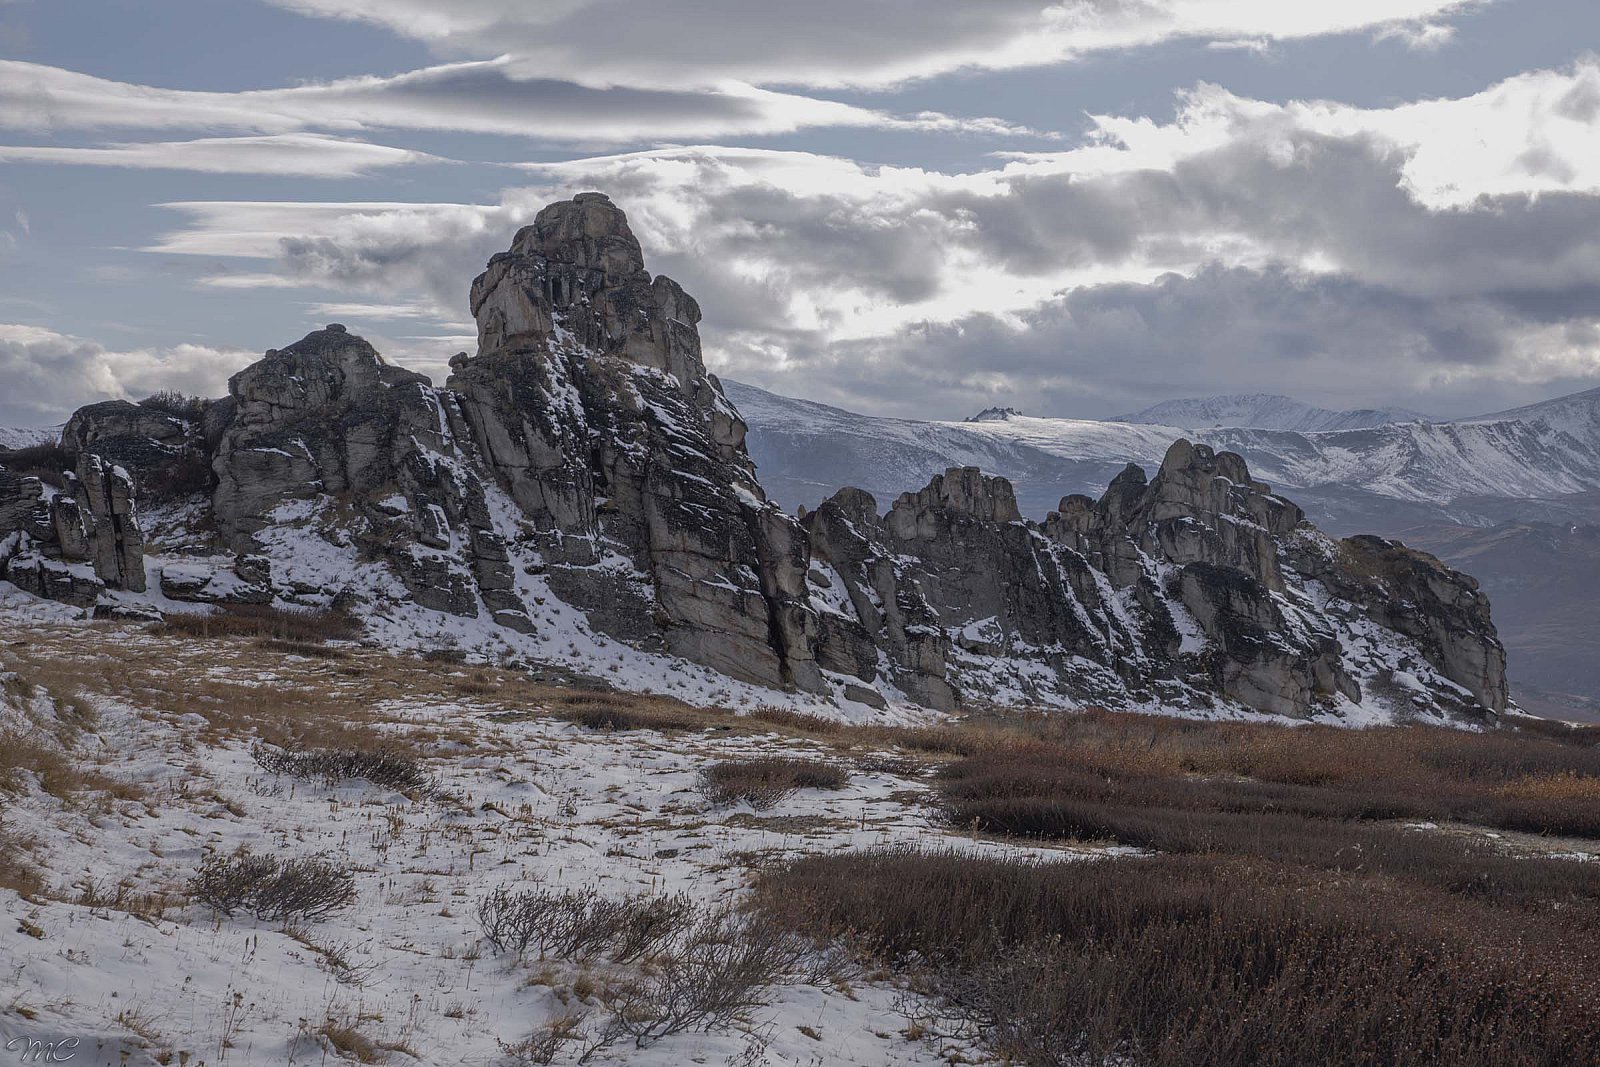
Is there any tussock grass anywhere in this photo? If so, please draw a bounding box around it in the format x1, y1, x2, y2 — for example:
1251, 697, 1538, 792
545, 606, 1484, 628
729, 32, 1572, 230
252, 743, 436, 796
757, 849, 1600, 1067
547, 689, 701, 732
700, 758, 850, 809
156, 603, 360, 644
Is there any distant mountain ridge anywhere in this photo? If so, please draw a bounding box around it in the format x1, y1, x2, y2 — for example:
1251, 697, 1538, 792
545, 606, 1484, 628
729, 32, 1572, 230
0, 426, 58, 450
1111, 393, 1430, 433
727, 379, 1600, 716
729, 380, 1600, 530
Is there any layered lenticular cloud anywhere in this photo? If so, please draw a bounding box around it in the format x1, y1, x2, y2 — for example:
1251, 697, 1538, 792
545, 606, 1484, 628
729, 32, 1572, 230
262, 0, 1487, 89
0, 0, 1594, 424
137, 60, 1600, 408
0, 58, 1039, 150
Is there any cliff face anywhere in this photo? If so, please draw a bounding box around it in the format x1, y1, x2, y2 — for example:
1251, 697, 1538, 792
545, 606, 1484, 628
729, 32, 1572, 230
0, 194, 1510, 722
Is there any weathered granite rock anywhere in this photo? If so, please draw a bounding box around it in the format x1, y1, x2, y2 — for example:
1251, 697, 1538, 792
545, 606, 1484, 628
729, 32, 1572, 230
450, 193, 822, 693
6, 553, 104, 607
0, 452, 146, 606
74, 454, 146, 592
1290, 533, 1509, 713
62, 400, 189, 476
203, 324, 534, 624
23, 195, 1510, 724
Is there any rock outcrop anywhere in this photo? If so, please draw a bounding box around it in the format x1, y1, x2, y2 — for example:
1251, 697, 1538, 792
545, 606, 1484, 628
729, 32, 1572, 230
0, 452, 146, 605
450, 193, 822, 692
6, 193, 1511, 723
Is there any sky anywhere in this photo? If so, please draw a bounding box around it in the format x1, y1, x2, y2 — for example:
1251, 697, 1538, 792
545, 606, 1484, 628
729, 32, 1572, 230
2, 0, 1600, 426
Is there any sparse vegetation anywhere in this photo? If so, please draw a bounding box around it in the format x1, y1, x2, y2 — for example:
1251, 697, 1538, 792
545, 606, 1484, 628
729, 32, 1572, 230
599, 908, 806, 1050
137, 390, 210, 421
0, 441, 71, 486
0, 814, 45, 899
156, 603, 360, 644
700, 757, 850, 809
757, 848, 1600, 1067
252, 742, 435, 796
191, 849, 355, 922
477, 886, 695, 962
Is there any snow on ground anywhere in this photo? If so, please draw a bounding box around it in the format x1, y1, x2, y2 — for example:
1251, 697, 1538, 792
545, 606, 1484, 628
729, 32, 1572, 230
0, 616, 1107, 1066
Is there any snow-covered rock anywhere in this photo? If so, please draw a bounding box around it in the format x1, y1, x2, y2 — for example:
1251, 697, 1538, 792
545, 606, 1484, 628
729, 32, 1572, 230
0, 195, 1513, 724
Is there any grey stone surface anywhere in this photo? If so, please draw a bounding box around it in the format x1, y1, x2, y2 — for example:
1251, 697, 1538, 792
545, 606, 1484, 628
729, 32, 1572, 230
14, 196, 1510, 723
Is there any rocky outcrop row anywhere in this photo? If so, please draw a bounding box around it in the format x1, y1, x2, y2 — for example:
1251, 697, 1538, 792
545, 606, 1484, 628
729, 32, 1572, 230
2, 194, 1510, 722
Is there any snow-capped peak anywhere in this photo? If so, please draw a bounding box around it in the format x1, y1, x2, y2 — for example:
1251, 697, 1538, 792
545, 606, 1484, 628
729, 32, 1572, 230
965, 406, 1022, 423
1109, 394, 1429, 433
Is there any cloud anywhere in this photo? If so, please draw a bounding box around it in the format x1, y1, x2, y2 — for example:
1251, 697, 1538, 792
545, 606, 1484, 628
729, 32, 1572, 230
731, 266, 1600, 421
0, 324, 256, 425
132, 61, 1600, 417
0, 58, 1040, 145
263, 0, 1487, 91
0, 133, 444, 177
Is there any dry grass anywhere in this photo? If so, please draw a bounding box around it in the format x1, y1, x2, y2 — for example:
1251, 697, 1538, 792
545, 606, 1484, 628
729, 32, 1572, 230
700, 758, 850, 809
929, 708, 1600, 841
758, 849, 1600, 1067
0, 815, 45, 898
155, 603, 360, 644
316, 1017, 412, 1064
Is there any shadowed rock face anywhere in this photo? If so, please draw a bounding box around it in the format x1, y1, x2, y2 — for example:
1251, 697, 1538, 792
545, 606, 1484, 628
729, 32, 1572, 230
451, 192, 822, 693
12, 194, 1510, 722
0, 452, 147, 605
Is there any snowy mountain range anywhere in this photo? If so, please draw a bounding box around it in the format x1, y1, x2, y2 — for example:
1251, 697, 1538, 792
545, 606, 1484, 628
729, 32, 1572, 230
1111, 394, 1430, 433
726, 380, 1600, 714
0, 425, 56, 450
727, 382, 1600, 533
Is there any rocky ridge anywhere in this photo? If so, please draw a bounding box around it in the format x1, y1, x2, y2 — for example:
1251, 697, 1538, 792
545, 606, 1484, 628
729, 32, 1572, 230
0, 194, 1508, 722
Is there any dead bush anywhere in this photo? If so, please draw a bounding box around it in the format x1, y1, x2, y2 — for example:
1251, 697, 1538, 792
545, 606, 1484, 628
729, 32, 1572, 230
252, 743, 434, 796
700, 758, 850, 809
477, 886, 694, 963
601, 908, 806, 1050
191, 849, 355, 922
501, 1012, 587, 1065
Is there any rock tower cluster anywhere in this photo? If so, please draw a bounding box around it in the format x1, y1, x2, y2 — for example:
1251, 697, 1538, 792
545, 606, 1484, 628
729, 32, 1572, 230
0, 194, 1508, 720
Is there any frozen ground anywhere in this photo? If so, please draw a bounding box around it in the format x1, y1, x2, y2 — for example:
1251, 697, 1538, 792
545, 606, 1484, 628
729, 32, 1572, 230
0, 613, 1106, 1066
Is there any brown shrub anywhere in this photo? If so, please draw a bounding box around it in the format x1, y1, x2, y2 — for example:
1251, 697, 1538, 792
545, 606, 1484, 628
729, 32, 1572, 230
156, 603, 360, 644
191, 849, 356, 922
252, 743, 435, 795
935, 747, 1600, 901
756, 849, 1600, 1067
700, 758, 850, 809
548, 690, 700, 732
0, 442, 70, 487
